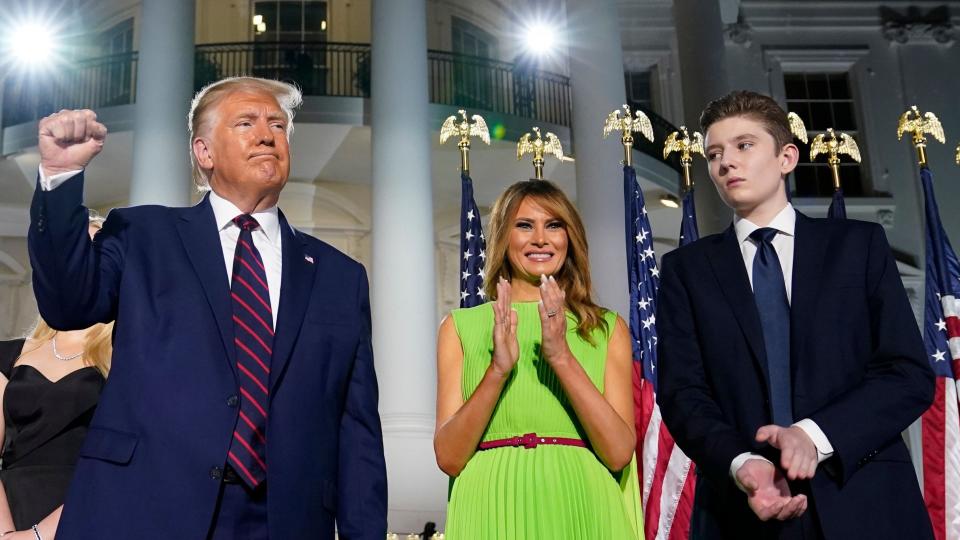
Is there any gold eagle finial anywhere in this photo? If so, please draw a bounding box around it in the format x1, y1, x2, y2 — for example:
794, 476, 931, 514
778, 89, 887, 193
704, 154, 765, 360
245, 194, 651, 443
787, 112, 809, 144
897, 106, 945, 167
440, 109, 490, 173
603, 104, 654, 166
810, 128, 861, 191
663, 126, 705, 192
517, 127, 564, 180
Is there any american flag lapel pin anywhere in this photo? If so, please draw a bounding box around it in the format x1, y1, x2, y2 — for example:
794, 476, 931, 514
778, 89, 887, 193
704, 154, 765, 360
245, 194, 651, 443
304, 254, 314, 264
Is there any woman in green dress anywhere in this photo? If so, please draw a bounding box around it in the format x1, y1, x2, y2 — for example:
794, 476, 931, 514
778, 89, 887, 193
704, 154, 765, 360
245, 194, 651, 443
435, 180, 643, 539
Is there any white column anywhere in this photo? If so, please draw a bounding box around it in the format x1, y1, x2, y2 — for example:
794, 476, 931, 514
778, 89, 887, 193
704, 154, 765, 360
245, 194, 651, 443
674, 0, 734, 234
567, 0, 629, 317
128, 0, 194, 206
371, 0, 445, 532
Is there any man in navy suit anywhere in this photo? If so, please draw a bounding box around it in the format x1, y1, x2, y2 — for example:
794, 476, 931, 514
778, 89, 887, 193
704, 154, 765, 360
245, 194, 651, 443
656, 91, 934, 539
28, 77, 387, 539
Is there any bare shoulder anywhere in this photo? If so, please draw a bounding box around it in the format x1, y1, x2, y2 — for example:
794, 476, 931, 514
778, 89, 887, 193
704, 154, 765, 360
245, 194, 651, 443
437, 314, 461, 346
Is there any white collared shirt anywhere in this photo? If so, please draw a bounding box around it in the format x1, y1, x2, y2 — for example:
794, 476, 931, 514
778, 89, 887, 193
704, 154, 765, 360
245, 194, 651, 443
208, 190, 283, 328
39, 168, 283, 328
734, 203, 796, 305
728, 203, 834, 489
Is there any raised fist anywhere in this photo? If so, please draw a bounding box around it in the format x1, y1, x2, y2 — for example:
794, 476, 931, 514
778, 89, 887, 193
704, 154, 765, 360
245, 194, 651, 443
38, 109, 107, 176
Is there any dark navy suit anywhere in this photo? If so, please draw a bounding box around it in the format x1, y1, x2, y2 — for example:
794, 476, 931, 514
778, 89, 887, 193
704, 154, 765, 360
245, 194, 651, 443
28, 173, 387, 539
656, 212, 934, 539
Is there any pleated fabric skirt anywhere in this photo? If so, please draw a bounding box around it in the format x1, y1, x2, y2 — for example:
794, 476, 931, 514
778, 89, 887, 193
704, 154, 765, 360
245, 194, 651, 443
445, 445, 642, 540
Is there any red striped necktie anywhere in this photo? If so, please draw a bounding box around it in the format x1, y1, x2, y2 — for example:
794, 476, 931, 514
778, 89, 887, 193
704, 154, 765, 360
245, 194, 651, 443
228, 213, 273, 488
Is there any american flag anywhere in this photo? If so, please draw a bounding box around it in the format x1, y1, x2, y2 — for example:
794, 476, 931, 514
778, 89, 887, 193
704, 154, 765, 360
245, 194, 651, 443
679, 190, 699, 246
460, 171, 486, 308
625, 165, 695, 540
918, 166, 960, 540
827, 188, 847, 220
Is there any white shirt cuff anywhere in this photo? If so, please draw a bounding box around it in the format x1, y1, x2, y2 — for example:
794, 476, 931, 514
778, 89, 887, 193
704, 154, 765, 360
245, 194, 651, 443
793, 418, 834, 463
39, 167, 83, 191
730, 452, 773, 493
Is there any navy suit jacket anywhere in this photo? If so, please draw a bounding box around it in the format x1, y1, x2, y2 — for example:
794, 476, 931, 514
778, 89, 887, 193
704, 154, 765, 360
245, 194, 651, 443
656, 212, 934, 539
28, 174, 387, 539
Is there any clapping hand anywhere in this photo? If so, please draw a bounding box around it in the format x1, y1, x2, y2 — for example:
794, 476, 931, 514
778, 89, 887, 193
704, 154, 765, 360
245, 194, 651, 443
756, 425, 819, 481
38, 109, 107, 177
736, 459, 807, 521
538, 274, 571, 367
490, 278, 519, 377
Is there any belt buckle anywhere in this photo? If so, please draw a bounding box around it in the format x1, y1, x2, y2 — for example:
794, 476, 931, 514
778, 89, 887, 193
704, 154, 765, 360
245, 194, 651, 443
520, 432, 539, 449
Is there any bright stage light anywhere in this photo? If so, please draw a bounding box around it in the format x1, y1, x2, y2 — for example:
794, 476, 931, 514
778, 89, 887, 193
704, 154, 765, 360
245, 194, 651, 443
523, 22, 557, 57
9, 21, 57, 67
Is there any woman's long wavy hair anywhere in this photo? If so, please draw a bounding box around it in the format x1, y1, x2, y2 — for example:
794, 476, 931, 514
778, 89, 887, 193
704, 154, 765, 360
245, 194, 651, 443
20, 213, 113, 377
483, 180, 608, 344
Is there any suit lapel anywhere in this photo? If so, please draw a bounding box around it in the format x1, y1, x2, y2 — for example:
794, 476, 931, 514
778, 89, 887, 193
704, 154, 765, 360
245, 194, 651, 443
175, 196, 237, 377
707, 226, 769, 381
270, 210, 317, 392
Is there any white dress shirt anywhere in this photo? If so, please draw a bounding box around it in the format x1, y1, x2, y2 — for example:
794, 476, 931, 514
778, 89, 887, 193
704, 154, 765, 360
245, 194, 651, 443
208, 190, 283, 328
39, 168, 284, 328
728, 203, 834, 489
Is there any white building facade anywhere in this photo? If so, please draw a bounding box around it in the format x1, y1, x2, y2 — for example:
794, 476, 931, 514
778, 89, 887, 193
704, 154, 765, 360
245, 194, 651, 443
0, 0, 957, 531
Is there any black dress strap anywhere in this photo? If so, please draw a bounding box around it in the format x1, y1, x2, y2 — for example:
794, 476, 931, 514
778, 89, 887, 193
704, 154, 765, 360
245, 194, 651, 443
0, 339, 26, 379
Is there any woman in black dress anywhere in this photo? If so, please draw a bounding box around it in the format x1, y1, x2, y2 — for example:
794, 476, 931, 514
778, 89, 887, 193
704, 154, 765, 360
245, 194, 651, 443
0, 218, 112, 540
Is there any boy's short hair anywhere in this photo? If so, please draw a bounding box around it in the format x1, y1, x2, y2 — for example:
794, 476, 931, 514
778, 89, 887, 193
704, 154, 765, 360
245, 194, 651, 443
700, 90, 793, 152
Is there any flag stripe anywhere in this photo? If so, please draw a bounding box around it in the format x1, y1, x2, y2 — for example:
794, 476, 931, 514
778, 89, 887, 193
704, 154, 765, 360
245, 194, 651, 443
946, 380, 960, 539
923, 381, 946, 540
669, 463, 697, 540
659, 439, 694, 538
646, 420, 677, 536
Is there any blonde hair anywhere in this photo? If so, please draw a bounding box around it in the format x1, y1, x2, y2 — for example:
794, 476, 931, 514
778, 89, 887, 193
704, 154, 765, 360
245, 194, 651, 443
187, 76, 303, 190
26, 319, 113, 378
483, 180, 608, 344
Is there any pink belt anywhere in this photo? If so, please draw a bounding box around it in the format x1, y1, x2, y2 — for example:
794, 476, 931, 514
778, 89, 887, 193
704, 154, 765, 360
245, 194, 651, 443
478, 432, 587, 450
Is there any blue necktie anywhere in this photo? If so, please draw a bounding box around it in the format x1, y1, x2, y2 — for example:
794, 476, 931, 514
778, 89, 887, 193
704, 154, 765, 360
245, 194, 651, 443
750, 227, 793, 426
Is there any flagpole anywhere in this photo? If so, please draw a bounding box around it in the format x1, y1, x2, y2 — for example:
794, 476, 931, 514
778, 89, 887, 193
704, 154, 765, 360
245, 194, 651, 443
680, 150, 695, 193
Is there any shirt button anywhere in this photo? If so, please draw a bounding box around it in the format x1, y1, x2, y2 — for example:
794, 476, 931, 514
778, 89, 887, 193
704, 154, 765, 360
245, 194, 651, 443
210, 466, 223, 480
227, 395, 239, 407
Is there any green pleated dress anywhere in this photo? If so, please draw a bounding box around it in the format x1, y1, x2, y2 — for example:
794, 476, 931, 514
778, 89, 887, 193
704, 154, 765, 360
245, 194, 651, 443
445, 302, 643, 540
